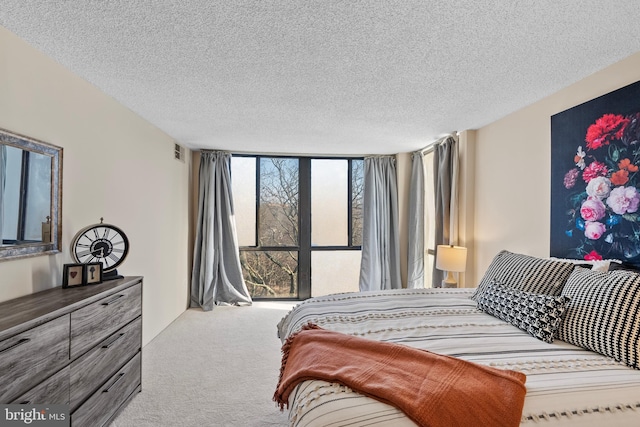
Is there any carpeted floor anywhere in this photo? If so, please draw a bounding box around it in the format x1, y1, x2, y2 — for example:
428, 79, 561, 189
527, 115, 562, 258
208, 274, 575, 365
111, 301, 295, 427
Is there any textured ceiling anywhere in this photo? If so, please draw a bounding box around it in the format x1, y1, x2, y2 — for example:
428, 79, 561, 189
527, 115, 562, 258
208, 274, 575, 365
1, 1, 639, 155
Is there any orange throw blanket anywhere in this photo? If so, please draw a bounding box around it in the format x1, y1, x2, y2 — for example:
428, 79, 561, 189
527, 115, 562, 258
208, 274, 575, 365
274, 324, 527, 427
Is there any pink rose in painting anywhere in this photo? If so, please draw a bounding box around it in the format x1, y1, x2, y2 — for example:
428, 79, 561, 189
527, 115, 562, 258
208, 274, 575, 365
584, 221, 606, 240
580, 197, 606, 221
606, 186, 640, 215
585, 176, 611, 199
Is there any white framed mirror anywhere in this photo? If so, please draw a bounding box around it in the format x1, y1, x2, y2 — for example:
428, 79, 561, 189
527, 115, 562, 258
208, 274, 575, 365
0, 128, 62, 260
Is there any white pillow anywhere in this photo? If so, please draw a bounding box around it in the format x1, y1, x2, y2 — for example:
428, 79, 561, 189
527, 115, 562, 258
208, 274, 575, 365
548, 257, 621, 272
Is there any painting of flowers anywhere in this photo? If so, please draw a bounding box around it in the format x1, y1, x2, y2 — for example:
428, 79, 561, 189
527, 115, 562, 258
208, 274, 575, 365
551, 80, 640, 266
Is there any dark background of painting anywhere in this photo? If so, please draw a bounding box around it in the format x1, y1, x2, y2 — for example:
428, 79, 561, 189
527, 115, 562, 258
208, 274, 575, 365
550, 80, 640, 264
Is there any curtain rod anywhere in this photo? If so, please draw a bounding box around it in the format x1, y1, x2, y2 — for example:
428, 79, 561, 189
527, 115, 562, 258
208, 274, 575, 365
364, 154, 396, 159
417, 132, 459, 154
199, 149, 230, 154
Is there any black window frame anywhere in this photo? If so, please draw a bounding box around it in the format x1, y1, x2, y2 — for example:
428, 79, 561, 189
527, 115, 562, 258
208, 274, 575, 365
232, 154, 364, 300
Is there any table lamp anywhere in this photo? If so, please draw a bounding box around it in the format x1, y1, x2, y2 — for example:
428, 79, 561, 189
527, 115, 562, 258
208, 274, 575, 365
436, 245, 467, 288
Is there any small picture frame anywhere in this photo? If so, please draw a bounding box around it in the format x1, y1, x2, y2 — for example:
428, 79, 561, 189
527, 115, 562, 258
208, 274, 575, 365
84, 262, 103, 285
63, 263, 85, 288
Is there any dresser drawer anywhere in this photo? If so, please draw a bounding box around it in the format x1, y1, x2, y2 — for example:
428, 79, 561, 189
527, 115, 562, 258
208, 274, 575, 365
0, 314, 70, 403
70, 282, 141, 359
72, 352, 141, 427
70, 317, 141, 411
11, 366, 70, 405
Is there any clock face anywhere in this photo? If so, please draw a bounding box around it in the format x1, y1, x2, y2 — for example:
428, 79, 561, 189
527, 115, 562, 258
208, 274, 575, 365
72, 224, 129, 272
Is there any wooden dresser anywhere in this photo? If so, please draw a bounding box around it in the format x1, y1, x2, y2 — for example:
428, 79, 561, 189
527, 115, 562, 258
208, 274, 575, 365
0, 276, 142, 427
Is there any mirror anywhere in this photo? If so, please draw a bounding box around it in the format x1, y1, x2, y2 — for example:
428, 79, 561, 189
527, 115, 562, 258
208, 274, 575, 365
0, 128, 62, 260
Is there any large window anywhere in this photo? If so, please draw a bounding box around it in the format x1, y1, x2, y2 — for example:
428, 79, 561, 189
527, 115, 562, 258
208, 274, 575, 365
231, 156, 363, 299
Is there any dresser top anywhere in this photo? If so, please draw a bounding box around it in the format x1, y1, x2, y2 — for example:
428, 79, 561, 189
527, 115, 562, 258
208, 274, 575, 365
0, 276, 142, 341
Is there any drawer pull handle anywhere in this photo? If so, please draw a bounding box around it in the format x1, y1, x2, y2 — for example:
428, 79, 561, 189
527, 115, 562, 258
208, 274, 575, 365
102, 333, 126, 349
103, 372, 125, 393
101, 294, 125, 306
0, 338, 30, 354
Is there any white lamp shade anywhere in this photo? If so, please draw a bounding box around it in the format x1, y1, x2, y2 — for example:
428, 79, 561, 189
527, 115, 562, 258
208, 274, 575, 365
436, 245, 467, 272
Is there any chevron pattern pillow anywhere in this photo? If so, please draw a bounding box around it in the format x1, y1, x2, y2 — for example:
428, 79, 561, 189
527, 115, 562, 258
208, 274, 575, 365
475, 280, 570, 343
471, 250, 575, 300
557, 266, 640, 369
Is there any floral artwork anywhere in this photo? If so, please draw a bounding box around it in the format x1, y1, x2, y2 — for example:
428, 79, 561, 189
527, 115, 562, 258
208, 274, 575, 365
551, 81, 640, 266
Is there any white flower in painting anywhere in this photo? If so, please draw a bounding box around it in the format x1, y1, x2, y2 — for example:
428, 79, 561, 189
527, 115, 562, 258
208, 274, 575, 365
606, 186, 640, 215
586, 176, 611, 200
575, 146, 586, 170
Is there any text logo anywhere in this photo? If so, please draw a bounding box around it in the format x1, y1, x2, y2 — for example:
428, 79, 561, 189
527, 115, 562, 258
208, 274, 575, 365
0, 405, 68, 427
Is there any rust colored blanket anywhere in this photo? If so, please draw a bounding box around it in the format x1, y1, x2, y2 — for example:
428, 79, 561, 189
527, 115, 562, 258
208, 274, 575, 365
274, 324, 527, 427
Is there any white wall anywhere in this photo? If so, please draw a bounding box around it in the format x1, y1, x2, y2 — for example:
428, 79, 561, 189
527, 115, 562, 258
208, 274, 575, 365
472, 52, 640, 285
0, 26, 191, 346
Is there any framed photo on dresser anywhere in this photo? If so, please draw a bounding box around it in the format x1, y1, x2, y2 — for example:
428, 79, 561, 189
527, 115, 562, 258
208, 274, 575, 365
63, 262, 103, 288
63, 263, 85, 288
84, 262, 103, 285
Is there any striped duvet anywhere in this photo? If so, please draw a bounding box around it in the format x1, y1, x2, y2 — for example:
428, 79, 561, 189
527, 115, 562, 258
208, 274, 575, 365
276, 288, 640, 426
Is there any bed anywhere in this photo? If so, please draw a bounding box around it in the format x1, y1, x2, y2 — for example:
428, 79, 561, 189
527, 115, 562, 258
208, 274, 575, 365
275, 251, 640, 426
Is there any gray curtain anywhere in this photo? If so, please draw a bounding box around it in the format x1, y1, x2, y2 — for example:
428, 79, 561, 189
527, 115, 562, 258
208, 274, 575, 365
358, 156, 402, 291
0, 145, 5, 245
432, 137, 459, 287
407, 151, 425, 288
191, 151, 252, 311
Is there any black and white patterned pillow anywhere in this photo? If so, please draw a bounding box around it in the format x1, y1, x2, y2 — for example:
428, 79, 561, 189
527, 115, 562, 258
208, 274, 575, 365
475, 280, 570, 343
557, 266, 640, 369
471, 250, 575, 300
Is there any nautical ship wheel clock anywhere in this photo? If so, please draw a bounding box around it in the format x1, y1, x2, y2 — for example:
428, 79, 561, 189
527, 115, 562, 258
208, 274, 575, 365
71, 218, 130, 281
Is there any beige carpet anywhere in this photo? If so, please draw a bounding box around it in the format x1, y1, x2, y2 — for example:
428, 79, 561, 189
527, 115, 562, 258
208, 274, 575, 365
112, 301, 295, 427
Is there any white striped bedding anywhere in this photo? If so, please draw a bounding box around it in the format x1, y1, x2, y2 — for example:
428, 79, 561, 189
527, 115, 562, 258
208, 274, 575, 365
276, 288, 640, 426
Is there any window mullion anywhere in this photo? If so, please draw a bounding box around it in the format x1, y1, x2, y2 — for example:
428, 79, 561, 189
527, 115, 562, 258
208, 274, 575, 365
298, 158, 311, 300
254, 156, 261, 247
347, 159, 353, 247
